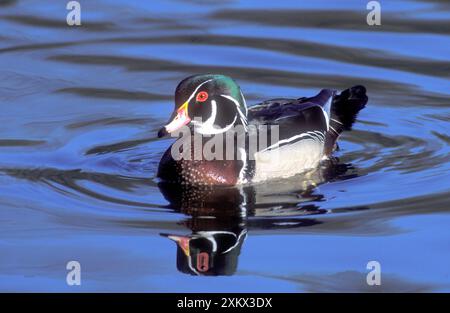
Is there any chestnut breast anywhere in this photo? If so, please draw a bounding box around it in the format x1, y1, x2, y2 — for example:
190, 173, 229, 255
157, 136, 241, 186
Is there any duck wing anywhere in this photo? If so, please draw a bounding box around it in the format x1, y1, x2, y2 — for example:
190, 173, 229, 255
247, 89, 334, 140
246, 87, 368, 155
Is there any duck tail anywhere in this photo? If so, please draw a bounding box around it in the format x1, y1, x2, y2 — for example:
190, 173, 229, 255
325, 85, 368, 155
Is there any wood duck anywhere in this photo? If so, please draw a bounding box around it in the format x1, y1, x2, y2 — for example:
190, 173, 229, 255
157, 74, 367, 186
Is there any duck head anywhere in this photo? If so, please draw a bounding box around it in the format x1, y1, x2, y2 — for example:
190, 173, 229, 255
158, 74, 248, 137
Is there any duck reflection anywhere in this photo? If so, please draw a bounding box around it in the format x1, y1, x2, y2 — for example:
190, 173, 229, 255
159, 160, 352, 276
161, 214, 247, 276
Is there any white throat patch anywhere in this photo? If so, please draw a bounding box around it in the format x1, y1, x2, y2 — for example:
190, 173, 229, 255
192, 100, 237, 135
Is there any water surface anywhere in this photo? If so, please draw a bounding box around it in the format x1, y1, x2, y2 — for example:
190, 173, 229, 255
0, 0, 449, 292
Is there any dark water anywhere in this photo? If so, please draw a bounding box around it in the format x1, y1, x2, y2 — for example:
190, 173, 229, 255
0, 0, 449, 292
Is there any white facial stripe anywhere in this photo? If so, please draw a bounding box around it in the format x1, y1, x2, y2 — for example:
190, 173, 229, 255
220, 94, 248, 129
192, 100, 237, 134
184, 80, 248, 135
185, 78, 215, 105
191, 101, 216, 133
203, 99, 218, 130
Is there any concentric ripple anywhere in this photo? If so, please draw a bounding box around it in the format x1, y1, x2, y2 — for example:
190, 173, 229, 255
0, 0, 449, 291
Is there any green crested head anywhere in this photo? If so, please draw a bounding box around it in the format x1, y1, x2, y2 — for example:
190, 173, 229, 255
158, 74, 248, 137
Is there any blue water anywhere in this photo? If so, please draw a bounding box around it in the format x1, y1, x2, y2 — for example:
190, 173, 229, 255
0, 0, 449, 292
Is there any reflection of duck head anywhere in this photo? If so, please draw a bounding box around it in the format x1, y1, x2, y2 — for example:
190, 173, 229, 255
161, 216, 247, 276
159, 160, 352, 276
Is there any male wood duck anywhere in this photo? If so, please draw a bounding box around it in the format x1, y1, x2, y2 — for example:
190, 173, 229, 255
157, 74, 367, 186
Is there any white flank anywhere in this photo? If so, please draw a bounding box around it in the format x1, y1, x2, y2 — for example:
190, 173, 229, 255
252, 133, 325, 182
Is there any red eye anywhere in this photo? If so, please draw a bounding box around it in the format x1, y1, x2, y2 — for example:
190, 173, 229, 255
196, 91, 208, 102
